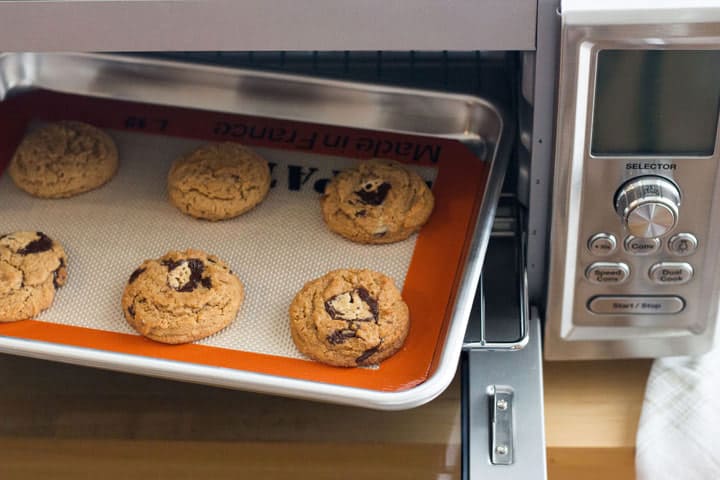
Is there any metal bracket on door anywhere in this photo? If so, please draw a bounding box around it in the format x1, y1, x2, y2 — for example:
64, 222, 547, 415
489, 385, 515, 465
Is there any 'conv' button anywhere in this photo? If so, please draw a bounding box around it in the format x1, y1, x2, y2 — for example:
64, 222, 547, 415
585, 262, 630, 284
588, 296, 685, 315
624, 235, 660, 255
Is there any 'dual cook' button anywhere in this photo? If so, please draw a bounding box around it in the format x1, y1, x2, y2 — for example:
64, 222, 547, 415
588, 296, 685, 315
649, 262, 693, 285
585, 262, 630, 284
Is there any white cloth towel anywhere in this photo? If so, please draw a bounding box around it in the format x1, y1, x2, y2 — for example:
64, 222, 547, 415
636, 346, 720, 480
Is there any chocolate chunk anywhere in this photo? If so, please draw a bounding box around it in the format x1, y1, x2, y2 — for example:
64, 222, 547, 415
327, 329, 356, 345
162, 259, 184, 271
324, 301, 339, 320
355, 210, 367, 217
355, 182, 391, 206
187, 259, 204, 271
187, 258, 204, 277
127, 305, 135, 318
177, 258, 205, 292
165, 258, 208, 292
128, 267, 146, 284
52, 258, 65, 289
324, 287, 378, 322
356, 346, 380, 364
356, 287, 379, 321
18, 232, 54, 255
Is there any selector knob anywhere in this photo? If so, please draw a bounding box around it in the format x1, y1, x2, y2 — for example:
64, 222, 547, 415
615, 176, 681, 239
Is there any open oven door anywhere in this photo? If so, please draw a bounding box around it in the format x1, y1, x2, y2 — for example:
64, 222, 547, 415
462, 197, 547, 479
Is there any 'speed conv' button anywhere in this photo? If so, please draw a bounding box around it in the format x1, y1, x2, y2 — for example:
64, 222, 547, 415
585, 262, 630, 284
588, 296, 685, 315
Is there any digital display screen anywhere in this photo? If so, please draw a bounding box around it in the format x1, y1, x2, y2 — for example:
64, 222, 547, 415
592, 50, 720, 156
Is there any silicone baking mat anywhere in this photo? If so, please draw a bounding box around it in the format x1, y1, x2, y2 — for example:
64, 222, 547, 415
0, 91, 488, 392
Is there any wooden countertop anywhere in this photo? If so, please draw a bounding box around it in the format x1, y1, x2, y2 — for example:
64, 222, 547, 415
0, 353, 652, 480
0, 353, 463, 480
544, 360, 653, 480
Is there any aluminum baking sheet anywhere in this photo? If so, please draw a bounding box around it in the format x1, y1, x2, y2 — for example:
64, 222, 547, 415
0, 53, 511, 410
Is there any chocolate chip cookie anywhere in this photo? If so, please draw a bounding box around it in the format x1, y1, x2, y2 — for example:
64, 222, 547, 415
320, 159, 434, 244
167, 142, 271, 221
289, 269, 410, 367
9, 121, 119, 198
0, 231, 68, 322
122, 249, 244, 344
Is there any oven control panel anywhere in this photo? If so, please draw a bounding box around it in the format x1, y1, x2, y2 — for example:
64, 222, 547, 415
583, 174, 690, 317
574, 163, 709, 330
550, 134, 720, 357
545, 5, 720, 359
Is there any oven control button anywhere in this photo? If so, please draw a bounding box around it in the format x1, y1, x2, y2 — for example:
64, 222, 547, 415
588, 296, 685, 315
615, 176, 681, 239
587, 233, 617, 256
649, 262, 693, 285
667, 233, 698, 257
624, 235, 660, 255
585, 262, 630, 284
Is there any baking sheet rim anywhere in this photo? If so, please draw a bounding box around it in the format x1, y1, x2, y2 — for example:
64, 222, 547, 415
0, 51, 498, 142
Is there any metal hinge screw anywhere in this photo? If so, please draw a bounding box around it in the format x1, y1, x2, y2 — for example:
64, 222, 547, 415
495, 445, 509, 456
496, 399, 508, 410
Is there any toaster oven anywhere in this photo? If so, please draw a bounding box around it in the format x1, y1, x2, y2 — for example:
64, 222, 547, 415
1, 1, 719, 479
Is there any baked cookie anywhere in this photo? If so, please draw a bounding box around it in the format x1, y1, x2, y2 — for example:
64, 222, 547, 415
320, 159, 434, 244
167, 142, 271, 221
122, 249, 244, 344
0, 231, 68, 322
289, 269, 410, 367
9, 121, 119, 198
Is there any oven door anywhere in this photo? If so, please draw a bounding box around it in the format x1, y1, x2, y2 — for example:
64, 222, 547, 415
463, 199, 546, 479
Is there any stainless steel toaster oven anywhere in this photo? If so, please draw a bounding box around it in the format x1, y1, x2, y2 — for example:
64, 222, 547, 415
1, 1, 719, 479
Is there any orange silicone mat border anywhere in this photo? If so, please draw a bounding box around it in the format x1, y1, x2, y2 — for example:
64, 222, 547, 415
0, 91, 489, 392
